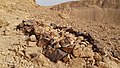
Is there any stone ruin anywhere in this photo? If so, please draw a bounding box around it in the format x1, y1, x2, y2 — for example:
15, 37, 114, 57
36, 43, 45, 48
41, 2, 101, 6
16, 20, 100, 63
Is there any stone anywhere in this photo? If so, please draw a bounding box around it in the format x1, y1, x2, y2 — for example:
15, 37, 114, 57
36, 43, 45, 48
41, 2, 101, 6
80, 44, 86, 48
72, 45, 83, 57
37, 38, 50, 48
45, 27, 50, 32
98, 61, 110, 68
95, 46, 105, 55
94, 52, 102, 61
50, 23, 57, 29
52, 42, 61, 48
58, 13, 69, 19
80, 47, 94, 58
46, 49, 67, 62
112, 50, 120, 60
25, 26, 34, 33
77, 36, 84, 41
80, 42, 88, 46
30, 35, 36, 42
83, 33, 95, 45
22, 20, 33, 26
65, 27, 77, 35
29, 42, 36, 47
50, 30, 60, 38
16, 23, 24, 30
49, 38, 54, 45
86, 57, 95, 66
42, 45, 55, 57
60, 44, 75, 53
75, 31, 84, 37
61, 54, 70, 63
59, 38, 71, 47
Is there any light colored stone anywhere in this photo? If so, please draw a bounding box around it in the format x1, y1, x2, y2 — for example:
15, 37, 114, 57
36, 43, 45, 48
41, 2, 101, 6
30, 35, 36, 42
78, 36, 84, 41
62, 54, 70, 63
80, 47, 94, 58
17, 51, 25, 57
54, 43, 61, 48
80, 42, 88, 46
29, 42, 36, 47
94, 52, 102, 61
73, 45, 83, 57
58, 13, 69, 19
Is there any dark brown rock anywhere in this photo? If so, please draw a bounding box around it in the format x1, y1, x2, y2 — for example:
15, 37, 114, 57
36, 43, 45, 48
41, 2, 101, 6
60, 45, 75, 53
46, 49, 67, 63
52, 42, 61, 48
59, 38, 71, 47
42, 45, 55, 57
37, 38, 50, 48
16, 23, 24, 30
65, 27, 77, 35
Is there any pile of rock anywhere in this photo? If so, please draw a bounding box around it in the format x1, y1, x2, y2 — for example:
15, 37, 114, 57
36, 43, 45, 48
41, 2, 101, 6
16, 20, 97, 63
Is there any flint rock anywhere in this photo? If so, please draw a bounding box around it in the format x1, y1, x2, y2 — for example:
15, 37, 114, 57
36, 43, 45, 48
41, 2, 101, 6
45, 49, 67, 63
37, 38, 50, 48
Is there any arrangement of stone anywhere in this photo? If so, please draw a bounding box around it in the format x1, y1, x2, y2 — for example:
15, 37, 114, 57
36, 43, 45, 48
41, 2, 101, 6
16, 20, 98, 63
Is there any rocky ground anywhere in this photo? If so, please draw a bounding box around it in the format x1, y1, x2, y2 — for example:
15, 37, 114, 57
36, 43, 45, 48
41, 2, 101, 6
0, 0, 120, 68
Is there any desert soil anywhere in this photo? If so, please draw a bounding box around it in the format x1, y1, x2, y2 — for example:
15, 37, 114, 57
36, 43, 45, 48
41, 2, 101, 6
0, 0, 120, 68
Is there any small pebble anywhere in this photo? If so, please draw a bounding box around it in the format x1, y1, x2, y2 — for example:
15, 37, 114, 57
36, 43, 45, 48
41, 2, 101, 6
30, 35, 36, 42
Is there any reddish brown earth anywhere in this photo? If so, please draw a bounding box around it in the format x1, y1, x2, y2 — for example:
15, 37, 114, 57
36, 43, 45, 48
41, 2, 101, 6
0, 0, 120, 68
